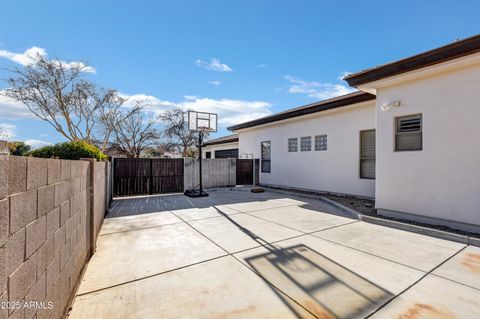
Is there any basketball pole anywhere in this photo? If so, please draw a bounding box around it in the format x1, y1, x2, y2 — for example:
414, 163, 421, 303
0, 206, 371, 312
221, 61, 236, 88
198, 129, 204, 195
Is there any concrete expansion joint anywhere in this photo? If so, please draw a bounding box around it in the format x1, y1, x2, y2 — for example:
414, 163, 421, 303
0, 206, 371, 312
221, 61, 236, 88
364, 245, 469, 318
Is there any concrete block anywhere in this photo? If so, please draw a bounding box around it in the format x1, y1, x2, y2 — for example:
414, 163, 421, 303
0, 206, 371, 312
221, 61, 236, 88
37, 185, 54, 217
7, 156, 27, 195
46, 207, 60, 237
40, 281, 56, 319
54, 225, 65, 253
25, 272, 46, 319
7, 308, 24, 319
0, 156, 7, 200
0, 292, 7, 319
60, 160, 71, 181
26, 215, 47, 258
58, 270, 68, 317
36, 237, 54, 277
59, 239, 71, 270
71, 177, 81, 195
65, 216, 75, 241
54, 182, 68, 207
27, 157, 48, 190
10, 189, 37, 234
60, 201, 69, 226
0, 247, 5, 293
47, 159, 61, 185
6, 228, 25, 276
8, 253, 36, 302
46, 253, 59, 291
0, 198, 8, 247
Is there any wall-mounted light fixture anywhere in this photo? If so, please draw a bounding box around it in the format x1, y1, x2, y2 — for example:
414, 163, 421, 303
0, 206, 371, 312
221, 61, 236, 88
380, 100, 401, 111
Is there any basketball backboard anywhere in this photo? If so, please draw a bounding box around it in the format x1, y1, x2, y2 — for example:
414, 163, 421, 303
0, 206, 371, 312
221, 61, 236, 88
188, 111, 217, 132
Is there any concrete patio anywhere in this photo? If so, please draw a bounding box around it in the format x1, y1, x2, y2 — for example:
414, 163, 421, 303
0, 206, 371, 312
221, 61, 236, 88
68, 188, 480, 319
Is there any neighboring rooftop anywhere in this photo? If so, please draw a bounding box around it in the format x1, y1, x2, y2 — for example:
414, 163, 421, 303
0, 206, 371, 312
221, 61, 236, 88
345, 34, 480, 87
228, 91, 375, 131
203, 134, 239, 146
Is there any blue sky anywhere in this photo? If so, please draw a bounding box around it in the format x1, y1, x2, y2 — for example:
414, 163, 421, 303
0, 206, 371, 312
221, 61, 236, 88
0, 0, 479, 147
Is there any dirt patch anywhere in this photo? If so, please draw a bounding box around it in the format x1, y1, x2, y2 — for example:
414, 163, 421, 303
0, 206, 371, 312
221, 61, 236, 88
323, 193, 480, 239
323, 194, 375, 215
396, 303, 457, 319
461, 252, 480, 274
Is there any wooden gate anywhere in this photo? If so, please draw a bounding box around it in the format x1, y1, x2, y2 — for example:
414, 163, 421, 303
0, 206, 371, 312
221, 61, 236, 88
236, 159, 253, 185
113, 158, 184, 197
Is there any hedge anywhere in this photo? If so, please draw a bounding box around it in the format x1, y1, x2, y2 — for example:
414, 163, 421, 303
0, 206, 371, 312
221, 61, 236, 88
28, 141, 108, 161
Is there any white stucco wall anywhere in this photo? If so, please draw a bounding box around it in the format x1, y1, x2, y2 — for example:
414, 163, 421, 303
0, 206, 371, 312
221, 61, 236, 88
375, 63, 480, 228
237, 101, 376, 198
202, 141, 239, 158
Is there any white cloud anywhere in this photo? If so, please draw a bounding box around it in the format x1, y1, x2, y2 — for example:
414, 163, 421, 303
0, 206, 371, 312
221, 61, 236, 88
208, 80, 221, 86
284, 75, 355, 100
0, 46, 46, 65
0, 46, 96, 73
338, 71, 352, 81
24, 139, 52, 149
120, 93, 272, 127
0, 93, 32, 119
0, 123, 16, 140
195, 58, 232, 72
178, 97, 271, 126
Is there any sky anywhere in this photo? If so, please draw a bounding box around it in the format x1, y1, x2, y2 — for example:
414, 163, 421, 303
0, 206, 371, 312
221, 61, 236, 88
0, 0, 479, 148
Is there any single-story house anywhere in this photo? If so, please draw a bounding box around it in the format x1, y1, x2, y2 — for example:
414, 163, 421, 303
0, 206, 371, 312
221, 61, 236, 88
229, 34, 480, 233
202, 134, 239, 158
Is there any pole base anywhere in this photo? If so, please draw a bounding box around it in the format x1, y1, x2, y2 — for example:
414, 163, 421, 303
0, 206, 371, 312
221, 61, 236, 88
184, 189, 209, 198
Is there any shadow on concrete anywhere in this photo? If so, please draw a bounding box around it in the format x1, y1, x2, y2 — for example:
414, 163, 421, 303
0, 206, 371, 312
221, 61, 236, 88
108, 188, 354, 220
214, 207, 393, 319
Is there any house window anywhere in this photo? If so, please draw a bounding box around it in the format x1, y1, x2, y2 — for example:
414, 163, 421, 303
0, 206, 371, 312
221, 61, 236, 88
360, 129, 376, 179
315, 135, 327, 151
288, 138, 298, 152
261, 141, 271, 173
300, 137, 311, 152
205, 151, 211, 158
395, 114, 422, 151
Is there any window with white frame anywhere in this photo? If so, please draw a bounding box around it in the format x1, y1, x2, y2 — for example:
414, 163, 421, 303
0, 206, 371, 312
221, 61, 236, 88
288, 138, 298, 152
300, 136, 311, 152
261, 141, 271, 173
315, 134, 327, 151
395, 114, 422, 151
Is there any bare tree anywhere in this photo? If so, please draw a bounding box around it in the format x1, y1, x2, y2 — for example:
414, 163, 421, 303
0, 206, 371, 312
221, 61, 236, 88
110, 112, 160, 158
160, 109, 207, 157
2, 54, 134, 145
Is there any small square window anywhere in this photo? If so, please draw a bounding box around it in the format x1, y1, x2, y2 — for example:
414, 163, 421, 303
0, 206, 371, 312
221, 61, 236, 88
288, 138, 298, 152
315, 135, 327, 151
300, 137, 311, 152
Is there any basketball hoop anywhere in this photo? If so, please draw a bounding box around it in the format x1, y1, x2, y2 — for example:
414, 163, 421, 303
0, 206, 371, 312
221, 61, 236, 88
188, 111, 217, 132
184, 111, 218, 198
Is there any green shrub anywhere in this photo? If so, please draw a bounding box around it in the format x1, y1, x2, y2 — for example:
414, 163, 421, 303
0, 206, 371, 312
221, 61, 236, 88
7, 141, 32, 156
28, 141, 108, 161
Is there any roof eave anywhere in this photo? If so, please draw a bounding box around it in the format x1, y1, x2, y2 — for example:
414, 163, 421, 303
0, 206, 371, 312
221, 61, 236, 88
345, 35, 480, 87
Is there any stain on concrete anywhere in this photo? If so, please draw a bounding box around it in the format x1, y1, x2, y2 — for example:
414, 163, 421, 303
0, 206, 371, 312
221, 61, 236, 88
461, 253, 480, 274
210, 305, 257, 319
396, 303, 457, 319
302, 300, 334, 319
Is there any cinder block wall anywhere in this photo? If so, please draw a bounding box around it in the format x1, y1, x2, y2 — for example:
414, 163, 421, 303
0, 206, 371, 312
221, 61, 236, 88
0, 156, 108, 319
184, 158, 236, 190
